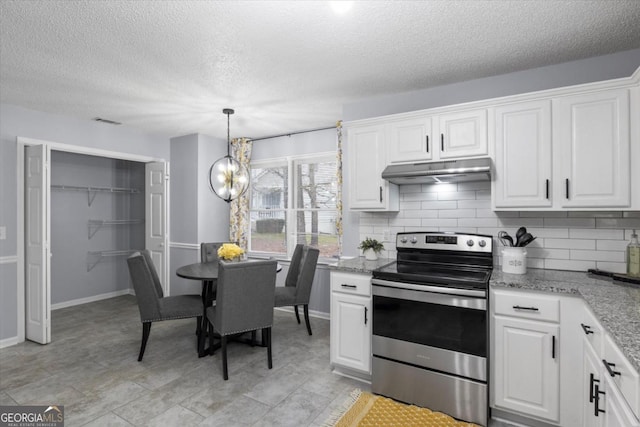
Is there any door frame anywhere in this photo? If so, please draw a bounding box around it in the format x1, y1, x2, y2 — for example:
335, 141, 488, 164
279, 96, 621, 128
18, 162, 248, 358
17, 137, 168, 343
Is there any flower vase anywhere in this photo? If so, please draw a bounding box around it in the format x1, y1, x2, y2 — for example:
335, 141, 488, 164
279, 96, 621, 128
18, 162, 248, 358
364, 249, 378, 261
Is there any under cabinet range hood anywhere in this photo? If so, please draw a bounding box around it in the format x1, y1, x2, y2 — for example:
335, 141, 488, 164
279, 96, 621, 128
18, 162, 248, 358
381, 157, 492, 185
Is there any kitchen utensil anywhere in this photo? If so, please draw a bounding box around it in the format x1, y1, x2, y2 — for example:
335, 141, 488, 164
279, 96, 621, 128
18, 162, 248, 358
498, 231, 514, 247
519, 233, 536, 247
515, 227, 527, 247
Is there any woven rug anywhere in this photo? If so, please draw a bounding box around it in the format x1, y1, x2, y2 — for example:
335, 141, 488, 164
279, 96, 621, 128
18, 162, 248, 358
324, 389, 480, 427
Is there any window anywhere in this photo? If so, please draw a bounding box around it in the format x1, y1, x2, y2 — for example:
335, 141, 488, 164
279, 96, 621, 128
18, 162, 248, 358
249, 153, 339, 260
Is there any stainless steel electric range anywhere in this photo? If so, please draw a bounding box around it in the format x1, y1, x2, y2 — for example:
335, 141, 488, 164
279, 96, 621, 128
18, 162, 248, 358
371, 231, 493, 426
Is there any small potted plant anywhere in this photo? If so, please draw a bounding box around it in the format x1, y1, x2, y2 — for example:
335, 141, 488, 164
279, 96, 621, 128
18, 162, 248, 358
358, 237, 384, 261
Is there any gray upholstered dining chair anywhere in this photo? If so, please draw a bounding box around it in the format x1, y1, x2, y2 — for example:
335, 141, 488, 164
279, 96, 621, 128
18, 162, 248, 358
200, 242, 231, 301
127, 250, 202, 361
205, 259, 278, 380
274, 245, 320, 335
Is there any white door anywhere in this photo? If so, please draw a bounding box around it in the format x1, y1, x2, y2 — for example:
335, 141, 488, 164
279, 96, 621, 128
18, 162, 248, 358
554, 89, 630, 208
25, 144, 51, 344
145, 162, 169, 293
493, 316, 560, 422
493, 100, 552, 208
330, 292, 371, 374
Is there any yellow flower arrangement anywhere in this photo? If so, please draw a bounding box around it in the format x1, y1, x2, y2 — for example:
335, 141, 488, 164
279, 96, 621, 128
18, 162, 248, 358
217, 243, 245, 261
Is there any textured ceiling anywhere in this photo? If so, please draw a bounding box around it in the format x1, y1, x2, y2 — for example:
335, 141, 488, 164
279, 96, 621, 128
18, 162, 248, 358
1, 0, 640, 140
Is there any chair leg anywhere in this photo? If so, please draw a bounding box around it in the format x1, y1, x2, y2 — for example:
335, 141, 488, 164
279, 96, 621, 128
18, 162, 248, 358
196, 316, 202, 348
266, 327, 273, 370
303, 305, 312, 336
251, 330, 257, 346
138, 322, 151, 361
221, 336, 228, 380
294, 305, 301, 324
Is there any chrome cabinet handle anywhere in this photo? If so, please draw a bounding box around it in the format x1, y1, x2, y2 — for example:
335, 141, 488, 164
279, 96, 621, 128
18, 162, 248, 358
589, 373, 599, 403
552, 335, 556, 359
426, 135, 429, 153
440, 134, 444, 151
341, 284, 356, 289
379, 186, 382, 203
364, 307, 368, 325
565, 178, 570, 199
545, 179, 549, 199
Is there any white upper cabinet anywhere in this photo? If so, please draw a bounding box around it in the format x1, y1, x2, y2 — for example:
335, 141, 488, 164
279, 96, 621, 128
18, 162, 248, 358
493, 100, 552, 208
347, 124, 399, 211
553, 89, 630, 208
387, 117, 433, 163
436, 109, 488, 159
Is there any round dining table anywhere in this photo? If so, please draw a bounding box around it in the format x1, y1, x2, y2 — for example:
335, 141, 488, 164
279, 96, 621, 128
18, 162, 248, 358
176, 260, 281, 357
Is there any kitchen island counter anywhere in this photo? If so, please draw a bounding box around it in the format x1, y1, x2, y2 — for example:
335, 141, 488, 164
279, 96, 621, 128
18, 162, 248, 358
491, 268, 640, 373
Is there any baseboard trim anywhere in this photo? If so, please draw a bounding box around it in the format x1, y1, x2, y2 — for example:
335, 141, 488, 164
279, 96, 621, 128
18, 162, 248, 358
51, 289, 134, 310
0, 336, 19, 349
274, 306, 329, 321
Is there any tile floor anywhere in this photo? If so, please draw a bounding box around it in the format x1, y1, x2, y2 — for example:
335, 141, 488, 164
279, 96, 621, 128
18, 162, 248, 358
0, 295, 516, 426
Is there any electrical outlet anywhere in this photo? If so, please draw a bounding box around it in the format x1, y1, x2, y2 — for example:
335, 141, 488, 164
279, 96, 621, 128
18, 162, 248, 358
0, 226, 6, 240
383, 229, 390, 241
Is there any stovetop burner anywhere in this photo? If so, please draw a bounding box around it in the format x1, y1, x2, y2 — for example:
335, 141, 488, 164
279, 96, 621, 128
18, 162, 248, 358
372, 232, 494, 291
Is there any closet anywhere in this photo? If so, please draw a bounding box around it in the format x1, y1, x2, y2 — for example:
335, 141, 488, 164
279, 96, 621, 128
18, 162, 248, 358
50, 151, 145, 308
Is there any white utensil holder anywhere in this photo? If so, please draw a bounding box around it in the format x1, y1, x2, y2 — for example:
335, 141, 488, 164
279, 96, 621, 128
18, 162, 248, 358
502, 247, 527, 274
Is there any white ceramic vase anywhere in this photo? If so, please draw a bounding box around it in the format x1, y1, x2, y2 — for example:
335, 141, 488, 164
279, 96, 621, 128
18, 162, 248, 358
364, 249, 378, 261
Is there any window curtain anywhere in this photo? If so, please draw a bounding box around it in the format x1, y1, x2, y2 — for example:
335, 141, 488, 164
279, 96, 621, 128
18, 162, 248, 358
229, 137, 252, 250
335, 121, 343, 254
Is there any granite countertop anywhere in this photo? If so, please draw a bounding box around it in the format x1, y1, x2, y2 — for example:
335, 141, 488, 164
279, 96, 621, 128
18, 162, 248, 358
327, 256, 393, 274
491, 268, 640, 373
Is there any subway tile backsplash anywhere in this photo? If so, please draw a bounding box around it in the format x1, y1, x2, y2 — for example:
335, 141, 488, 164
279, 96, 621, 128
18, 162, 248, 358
358, 181, 640, 274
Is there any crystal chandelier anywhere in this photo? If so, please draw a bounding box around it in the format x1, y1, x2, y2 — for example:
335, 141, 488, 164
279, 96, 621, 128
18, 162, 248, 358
208, 108, 249, 202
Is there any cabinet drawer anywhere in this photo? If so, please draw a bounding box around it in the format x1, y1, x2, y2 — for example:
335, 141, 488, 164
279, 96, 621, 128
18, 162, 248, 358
603, 334, 640, 419
331, 271, 371, 297
581, 305, 605, 356
492, 289, 560, 322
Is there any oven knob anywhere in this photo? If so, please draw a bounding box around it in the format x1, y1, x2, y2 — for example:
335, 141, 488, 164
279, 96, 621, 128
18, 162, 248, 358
410, 236, 418, 244
479, 240, 487, 247
400, 236, 408, 243
467, 239, 474, 247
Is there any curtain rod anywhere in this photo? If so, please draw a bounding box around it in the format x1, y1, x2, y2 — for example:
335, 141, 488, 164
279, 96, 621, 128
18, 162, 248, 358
249, 125, 336, 142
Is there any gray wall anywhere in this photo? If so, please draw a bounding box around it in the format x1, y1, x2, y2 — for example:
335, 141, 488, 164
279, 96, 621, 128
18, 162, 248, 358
0, 103, 169, 342
50, 152, 145, 305
343, 48, 640, 122
169, 133, 230, 296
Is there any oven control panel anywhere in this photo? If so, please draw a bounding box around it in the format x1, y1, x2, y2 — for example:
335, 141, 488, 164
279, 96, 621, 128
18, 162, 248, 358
396, 232, 492, 253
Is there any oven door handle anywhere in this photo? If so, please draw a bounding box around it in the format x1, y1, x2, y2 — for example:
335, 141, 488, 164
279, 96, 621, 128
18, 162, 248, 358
372, 278, 487, 298
372, 279, 486, 310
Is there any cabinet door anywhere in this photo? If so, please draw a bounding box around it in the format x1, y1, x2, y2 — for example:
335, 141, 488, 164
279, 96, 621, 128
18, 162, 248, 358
493, 100, 552, 208
493, 316, 560, 422
437, 109, 488, 159
330, 292, 371, 374
347, 125, 398, 210
554, 89, 630, 208
602, 373, 640, 427
584, 338, 604, 427
388, 117, 433, 163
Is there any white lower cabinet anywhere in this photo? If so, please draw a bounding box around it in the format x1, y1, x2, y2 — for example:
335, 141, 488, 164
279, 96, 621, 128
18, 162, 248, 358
493, 314, 560, 422
491, 288, 583, 426
580, 305, 640, 427
330, 271, 372, 379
